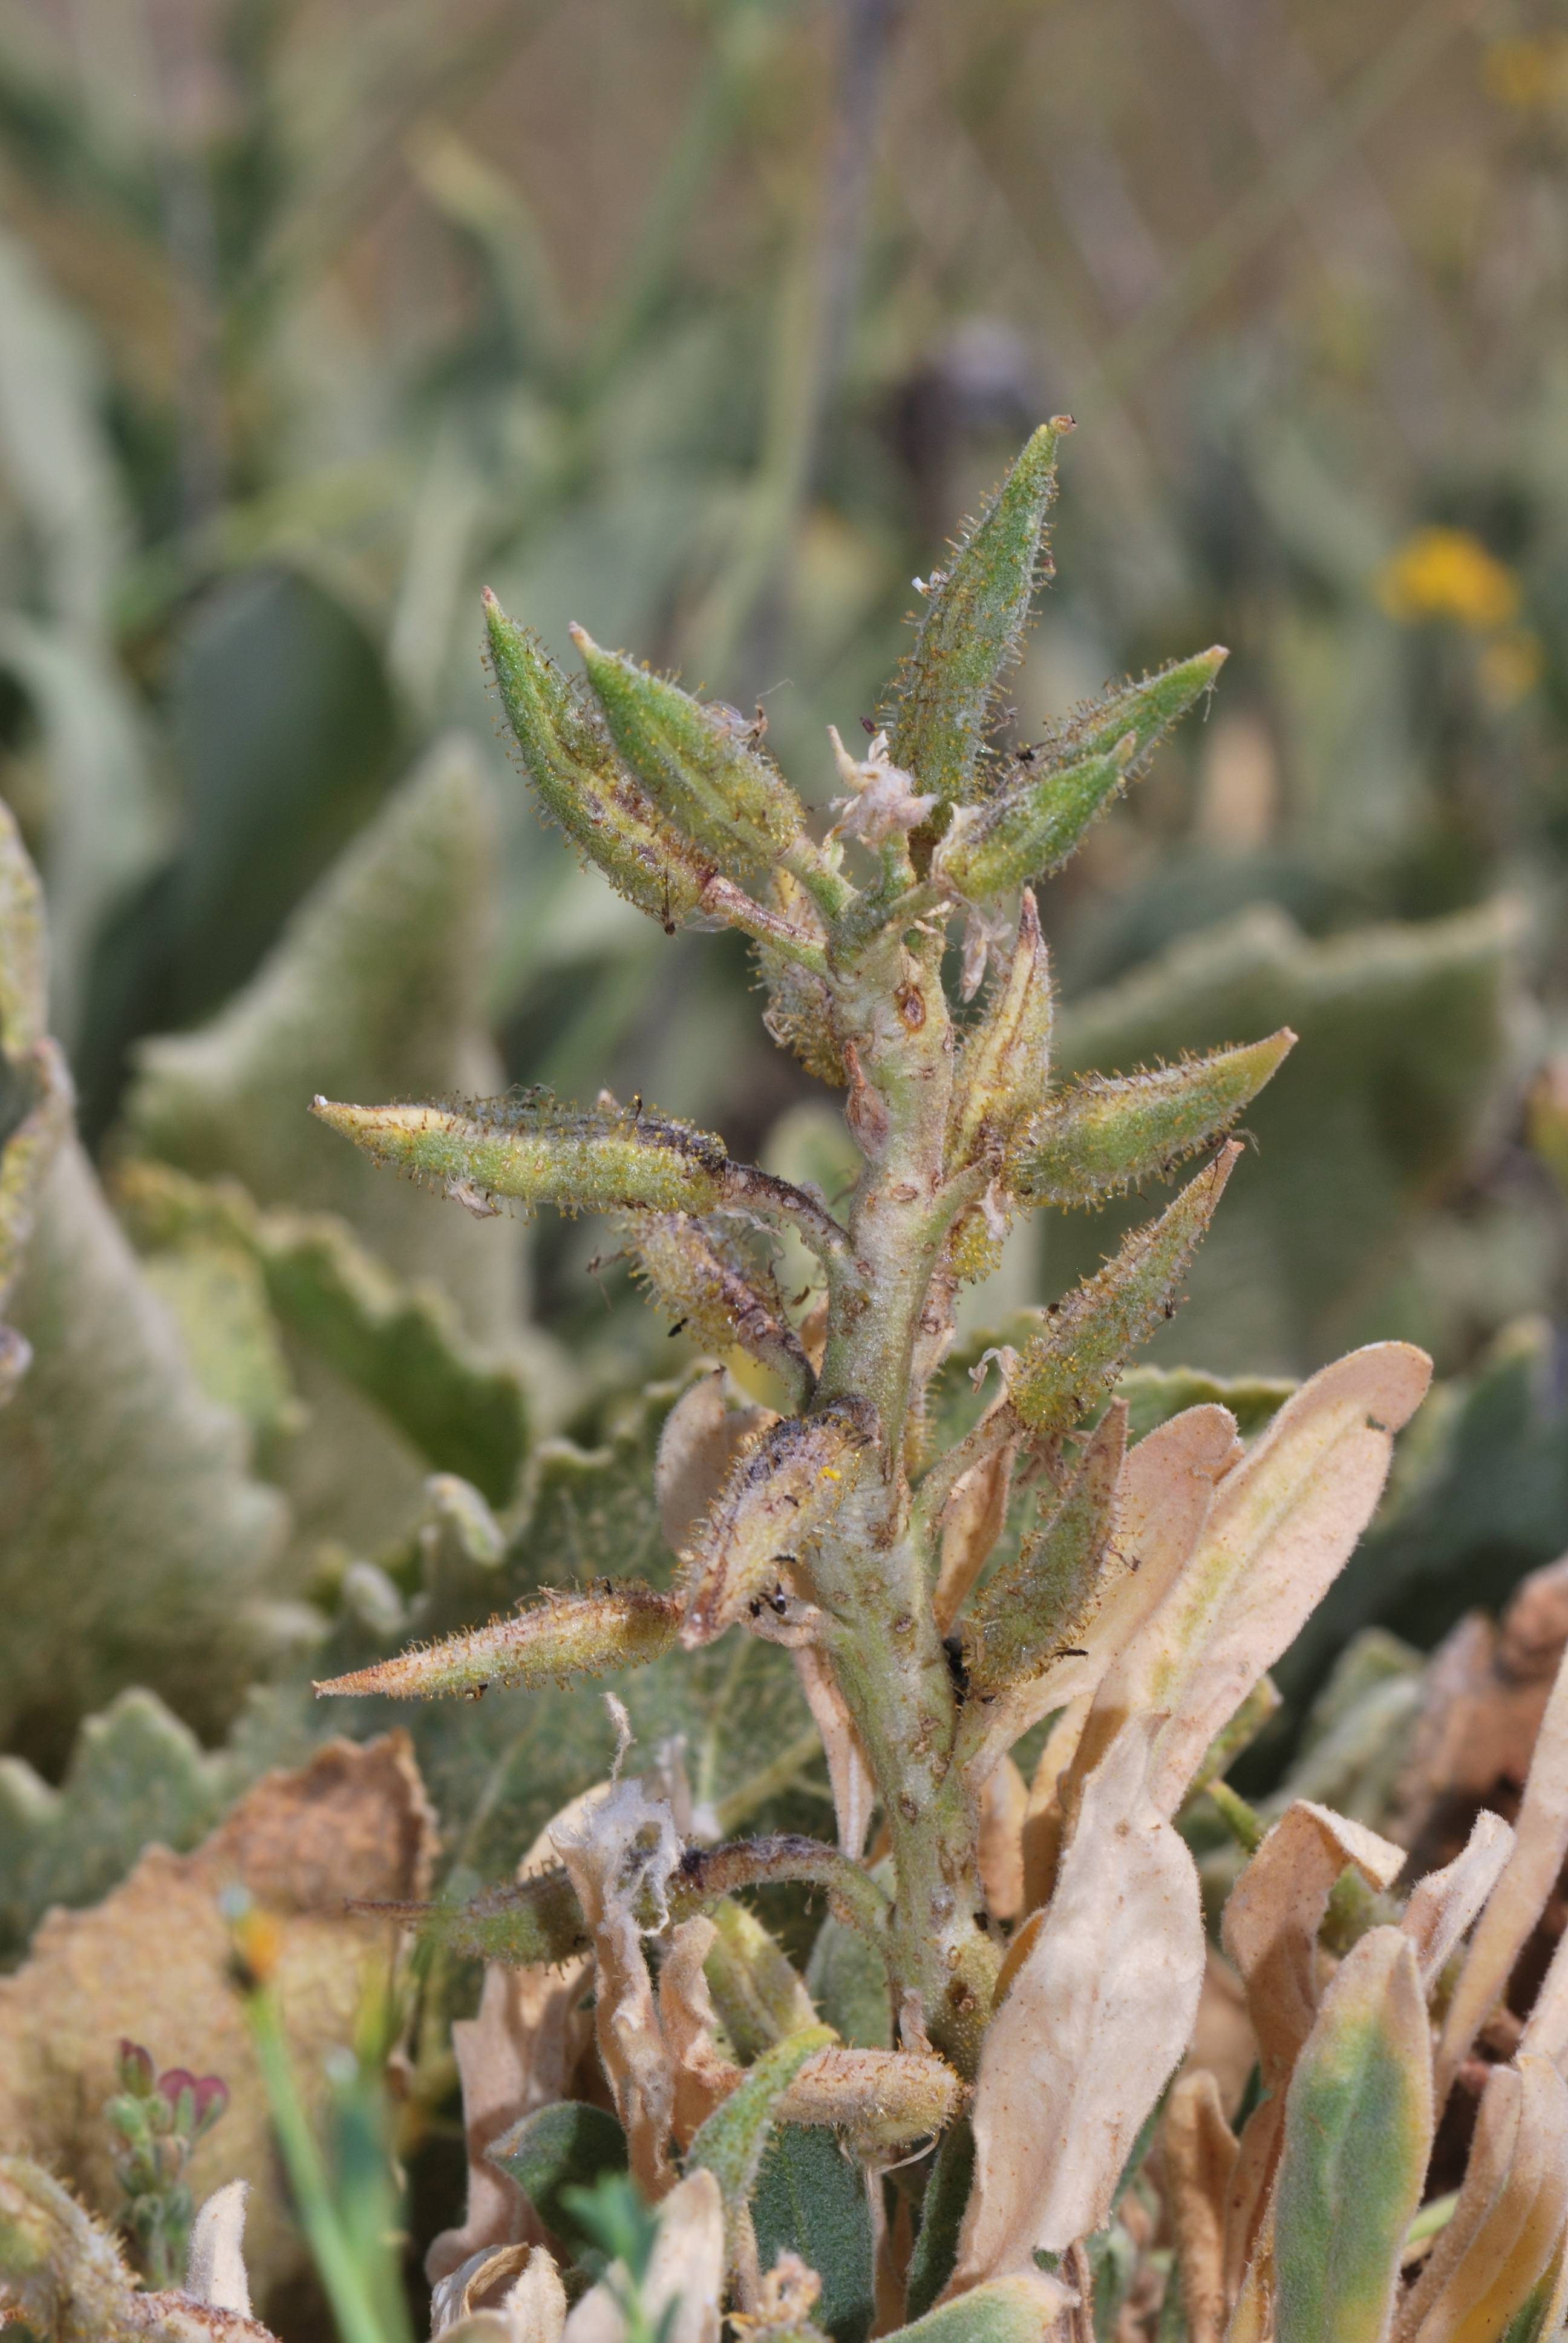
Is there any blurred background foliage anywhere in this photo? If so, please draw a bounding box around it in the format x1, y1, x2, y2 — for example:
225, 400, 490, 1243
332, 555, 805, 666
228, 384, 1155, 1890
1, 0, 1567, 1770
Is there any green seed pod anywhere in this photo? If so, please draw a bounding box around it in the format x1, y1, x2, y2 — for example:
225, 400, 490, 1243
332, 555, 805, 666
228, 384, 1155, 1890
313, 1580, 681, 1700
1031, 646, 1227, 780
485, 592, 713, 931
948, 890, 1053, 1168
1008, 1143, 1239, 1434
885, 419, 1070, 803
687, 2024, 837, 2217
679, 1399, 878, 1647
775, 2045, 965, 2152
1273, 1929, 1432, 2343
624, 1211, 811, 1399
1007, 1031, 1295, 1208
310, 1087, 728, 1218
963, 1401, 1125, 1696
368, 1865, 591, 1968
933, 744, 1131, 903
571, 626, 805, 879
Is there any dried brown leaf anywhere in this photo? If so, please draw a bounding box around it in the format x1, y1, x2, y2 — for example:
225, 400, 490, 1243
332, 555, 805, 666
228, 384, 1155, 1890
0, 1737, 435, 2304
433, 2244, 567, 2343
1163, 2072, 1237, 2343
659, 1916, 743, 2149
1400, 1810, 1514, 1990
1437, 1642, 1568, 2102
978, 1755, 1027, 1925
792, 1645, 875, 1859
655, 1374, 776, 1555
934, 1430, 1017, 1636
947, 1726, 1204, 2287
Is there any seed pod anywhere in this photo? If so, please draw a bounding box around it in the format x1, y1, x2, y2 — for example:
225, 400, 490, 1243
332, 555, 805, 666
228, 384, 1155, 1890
933, 743, 1131, 903
885, 419, 1070, 803
624, 1211, 810, 1399
572, 627, 805, 879
963, 1403, 1125, 1697
313, 1581, 681, 1700
775, 2045, 965, 2152
1031, 646, 1227, 781
310, 1087, 728, 1217
948, 891, 1053, 1168
1008, 1145, 1239, 1434
365, 1865, 591, 1967
1007, 1031, 1295, 1208
679, 1399, 878, 1647
485, 592, 713, 930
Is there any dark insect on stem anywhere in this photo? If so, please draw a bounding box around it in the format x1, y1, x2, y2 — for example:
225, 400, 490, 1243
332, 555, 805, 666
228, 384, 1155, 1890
668, 1318, 688, 1337
942, 1633, 970, 1705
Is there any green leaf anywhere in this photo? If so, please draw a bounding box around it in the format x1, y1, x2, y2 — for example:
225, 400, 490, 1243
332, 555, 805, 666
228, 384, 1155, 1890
886, 422, 1067, 804
1007, 1033, 1294, 1208
905, 2120, 975, 2321
573, 626, 805, 879
312, 1087, 728, 1221
886, 2274, 1072, 2343
805, 1912, 893, 2051
751, 2125, 875, 2343
1114, 1365, 1295, 1446
687, 2025, 835, 2216
485, 594, 711, 931
1008, 1146, 1239, 1434
1273, 1928, 1432, 2343
488, 2101, 629, 2258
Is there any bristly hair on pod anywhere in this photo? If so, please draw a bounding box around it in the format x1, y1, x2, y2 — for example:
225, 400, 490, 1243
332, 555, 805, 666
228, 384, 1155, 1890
679, 1398, 879, 1647
314, 1581, 682, 1701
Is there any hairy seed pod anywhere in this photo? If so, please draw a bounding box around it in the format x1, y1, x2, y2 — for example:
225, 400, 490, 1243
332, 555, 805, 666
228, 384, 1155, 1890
757, 869, 844, 1085
310, 1087, 728, 1217
572, 628, 805, 879
314, 1581, 681, 1700
949, 891, 1054, 1167
485, 592, 713, 931
1007, 1031, 1295, 1208
623, 1211, 811, 1398
1030, 645, 1227, 781
933, 743, 1132, 903
885, 419, 1070, 804
1008, 1145, 1240, 1434
680, 1398, 879, 1647
776, 2045, 966, 2151
359, 1865, 591, 1967
964, 1403, 1126, 1696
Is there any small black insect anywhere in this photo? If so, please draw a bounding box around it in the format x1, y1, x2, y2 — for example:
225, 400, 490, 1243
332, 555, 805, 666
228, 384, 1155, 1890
942, 1633, 970, 1703
667, 1318, 688, 1338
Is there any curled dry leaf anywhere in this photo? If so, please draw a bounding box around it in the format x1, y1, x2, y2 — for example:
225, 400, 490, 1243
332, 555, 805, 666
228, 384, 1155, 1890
1392, 2053, 1568, 2343
561, 2169, 725, 2343
1079, 1346, 1431, 1821
655, 1372, 776, 1556
933, 1430, 1016, 1636
1162, 2072, 1237, 2343
947, 1725, 1204, 2289
1219, 1801, 1406, 2296
1438, 1642, 1568, 2103
792, 1643, 875, 1860
1399, 1809, 1514, 1990
0, 1737, 435, 2304
659, 1915, 743, 2149
978, 1755, 1027, 1925
970, 1401, 1242, 1800
550, 1780, 681, 2197
432, 2244, 567, 2343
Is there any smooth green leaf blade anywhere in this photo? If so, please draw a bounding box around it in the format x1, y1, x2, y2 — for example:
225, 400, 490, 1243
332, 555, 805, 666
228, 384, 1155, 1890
1008, 1145, 1239, 1434
906, 2120, 976, 2321
488, 2101, 629, 2258
687, 2025, 835, 2215
1273, 1928, 1433, 2343
751, 2124, 875, 2343
573, 627, 804, 879
1007, 1033, 1294, 1210
886, 421, 1067, 804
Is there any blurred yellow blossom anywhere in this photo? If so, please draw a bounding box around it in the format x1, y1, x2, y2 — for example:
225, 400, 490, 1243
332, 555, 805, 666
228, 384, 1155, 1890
1485, 33, 1568, 112
1377, 527, 1521, 631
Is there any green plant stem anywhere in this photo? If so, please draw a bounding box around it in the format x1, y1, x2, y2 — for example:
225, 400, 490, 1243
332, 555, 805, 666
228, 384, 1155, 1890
242, 1982, 403, 2343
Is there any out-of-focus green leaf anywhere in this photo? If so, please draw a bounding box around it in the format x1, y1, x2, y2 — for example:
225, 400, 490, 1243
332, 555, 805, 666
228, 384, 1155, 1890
488, 2101, 628, 2258
750, 2123, 875, 2343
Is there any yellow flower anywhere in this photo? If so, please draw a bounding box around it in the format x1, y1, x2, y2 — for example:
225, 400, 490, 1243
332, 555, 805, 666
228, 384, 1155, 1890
1485, 33, 1568, 112
1376, 528, 1521, 632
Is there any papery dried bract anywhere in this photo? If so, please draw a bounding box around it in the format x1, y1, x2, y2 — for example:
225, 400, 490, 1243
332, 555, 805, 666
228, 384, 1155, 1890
948, 1727, 1204, 2286
1162, 2073, 1236, 2343
1400, 1807, 1514, 1989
